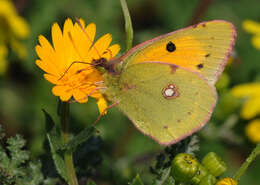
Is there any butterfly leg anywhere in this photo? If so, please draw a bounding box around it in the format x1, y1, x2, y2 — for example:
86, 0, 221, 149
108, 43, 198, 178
92, 101, 119, 126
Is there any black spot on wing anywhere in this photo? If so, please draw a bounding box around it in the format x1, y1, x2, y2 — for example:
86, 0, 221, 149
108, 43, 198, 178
205, 53, 210, 58
166, 41, 176, 52
197, 63, 204, 69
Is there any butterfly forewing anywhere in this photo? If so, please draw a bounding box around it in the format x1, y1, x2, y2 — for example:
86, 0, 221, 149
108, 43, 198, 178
122, 20, 236, 85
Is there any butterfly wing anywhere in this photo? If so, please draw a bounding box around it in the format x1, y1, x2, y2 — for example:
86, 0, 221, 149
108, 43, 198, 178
110, 62, 216, 145
121, 20, 236, 85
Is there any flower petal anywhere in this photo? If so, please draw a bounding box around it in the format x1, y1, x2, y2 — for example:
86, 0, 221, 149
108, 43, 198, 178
52, 85, 72, 101
241, 96, 260, 119
89, 33, 112, 59
97, 96, 108, 114
231, 83, 260, 97
252, 35, 260, 49
242, 20, 260, 34
73, 89, 88, 103
43, 74, 59, 84
245, 119, 260, 143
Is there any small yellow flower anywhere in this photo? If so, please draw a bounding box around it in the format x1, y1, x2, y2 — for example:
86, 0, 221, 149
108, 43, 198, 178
242, 20, 260, 49
0, 0, 30, 74
216, 177, 237, 185
245, 119, 260, 143
231, 83, 260, 119
35, 18, 120, 113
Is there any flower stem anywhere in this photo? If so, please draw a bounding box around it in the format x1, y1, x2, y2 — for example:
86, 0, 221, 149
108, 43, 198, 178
233, 143, 260, 182
120, 0, 133, 51
60, 101, 78, 185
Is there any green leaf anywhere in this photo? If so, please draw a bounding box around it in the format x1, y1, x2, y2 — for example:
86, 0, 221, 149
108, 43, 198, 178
130, 174, 144, 185
87, 180, 97, 185
60, 126, 96, 152
43, 109, 68, 182
153, 168, 172, 185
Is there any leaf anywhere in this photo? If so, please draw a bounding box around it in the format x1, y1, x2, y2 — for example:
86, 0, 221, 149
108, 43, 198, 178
129, 174, 144, 185
60, 126, 96, 152
153, 168, 173, 185
87, 180, 97, 185
42, 109, 68, 182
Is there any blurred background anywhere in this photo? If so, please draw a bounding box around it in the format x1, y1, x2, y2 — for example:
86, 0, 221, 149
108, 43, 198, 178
0, 0, 260, 184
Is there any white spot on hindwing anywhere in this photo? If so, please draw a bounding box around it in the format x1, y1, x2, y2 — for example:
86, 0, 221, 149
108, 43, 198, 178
162, 84, 179, 99
165, 88, 175, 96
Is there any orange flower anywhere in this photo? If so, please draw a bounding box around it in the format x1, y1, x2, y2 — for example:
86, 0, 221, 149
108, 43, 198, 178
35, 18, 120, 113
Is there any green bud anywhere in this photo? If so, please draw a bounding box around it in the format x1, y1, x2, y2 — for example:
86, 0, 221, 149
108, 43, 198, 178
199, 174, 217, 185
202, 152, 227, 177
190, 164, 209, 185
171, 153, 199, 182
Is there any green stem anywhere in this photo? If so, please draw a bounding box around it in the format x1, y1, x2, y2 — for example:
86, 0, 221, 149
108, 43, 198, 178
60, 102, 78, 185
233, 143, 260, 182
120, 0, 133, 51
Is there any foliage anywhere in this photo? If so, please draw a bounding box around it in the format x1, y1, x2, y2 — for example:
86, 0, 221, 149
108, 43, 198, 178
0, 125, 56, 185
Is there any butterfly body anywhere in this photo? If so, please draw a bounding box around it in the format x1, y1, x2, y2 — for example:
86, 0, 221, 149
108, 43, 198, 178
102, 20, 236, 145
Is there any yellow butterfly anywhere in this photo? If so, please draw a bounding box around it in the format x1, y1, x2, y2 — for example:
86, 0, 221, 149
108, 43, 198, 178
102, 20, 236, 145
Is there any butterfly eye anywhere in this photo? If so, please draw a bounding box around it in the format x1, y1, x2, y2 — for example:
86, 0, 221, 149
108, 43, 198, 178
166, 41, 176, 52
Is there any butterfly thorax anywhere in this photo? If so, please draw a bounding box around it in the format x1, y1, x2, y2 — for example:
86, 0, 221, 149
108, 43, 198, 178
102, 71, 122, 103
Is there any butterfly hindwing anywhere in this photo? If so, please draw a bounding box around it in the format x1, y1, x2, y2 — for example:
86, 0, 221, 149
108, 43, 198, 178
121, 20, 236, 85
113, 62, 216, 145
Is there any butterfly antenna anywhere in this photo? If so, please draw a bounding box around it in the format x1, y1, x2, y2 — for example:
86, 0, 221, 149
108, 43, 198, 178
75, 18, 102, 59
59, 61, 93, 80
104, 48, 113, 59
93, 101, 119, 126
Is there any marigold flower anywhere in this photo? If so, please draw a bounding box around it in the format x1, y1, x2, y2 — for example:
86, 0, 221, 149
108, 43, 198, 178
242, 20, 260, 49
0, 0, 30, 74
231, 83, 260, 119
35, 18, 120, 113
245, 119, 260, 143
216, 178, 237, 185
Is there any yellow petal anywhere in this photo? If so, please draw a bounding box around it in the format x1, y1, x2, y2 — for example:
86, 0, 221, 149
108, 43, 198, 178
109, 44, 121, 57
231, 83, 260, 97
216, 178, 237, 185
73, 89, 88, 103
9, 16, 30, 38
63, 18, 74, 35
35, 46, 59, 75
241, 96, 260, 119
252, 35, 260, 49
102, 44, 121, 60
78, 18, 86, 28
0, 0, 16, 16
242, 20, 260, 34
52, 23, 64, 52
89, 33, 112, 59
245, 119, 260, 143
52, 85, 72, 101
97, 97, 108, 114
43, 74, 59, 84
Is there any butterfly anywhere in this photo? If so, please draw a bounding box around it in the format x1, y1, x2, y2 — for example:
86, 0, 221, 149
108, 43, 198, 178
82, 20, 237, 145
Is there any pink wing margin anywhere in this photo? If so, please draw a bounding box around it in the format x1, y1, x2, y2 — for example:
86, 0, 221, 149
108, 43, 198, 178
120, 20, 237, 85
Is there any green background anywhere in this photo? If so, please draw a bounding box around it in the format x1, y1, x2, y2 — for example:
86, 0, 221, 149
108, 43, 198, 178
1, 0, 260, 184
